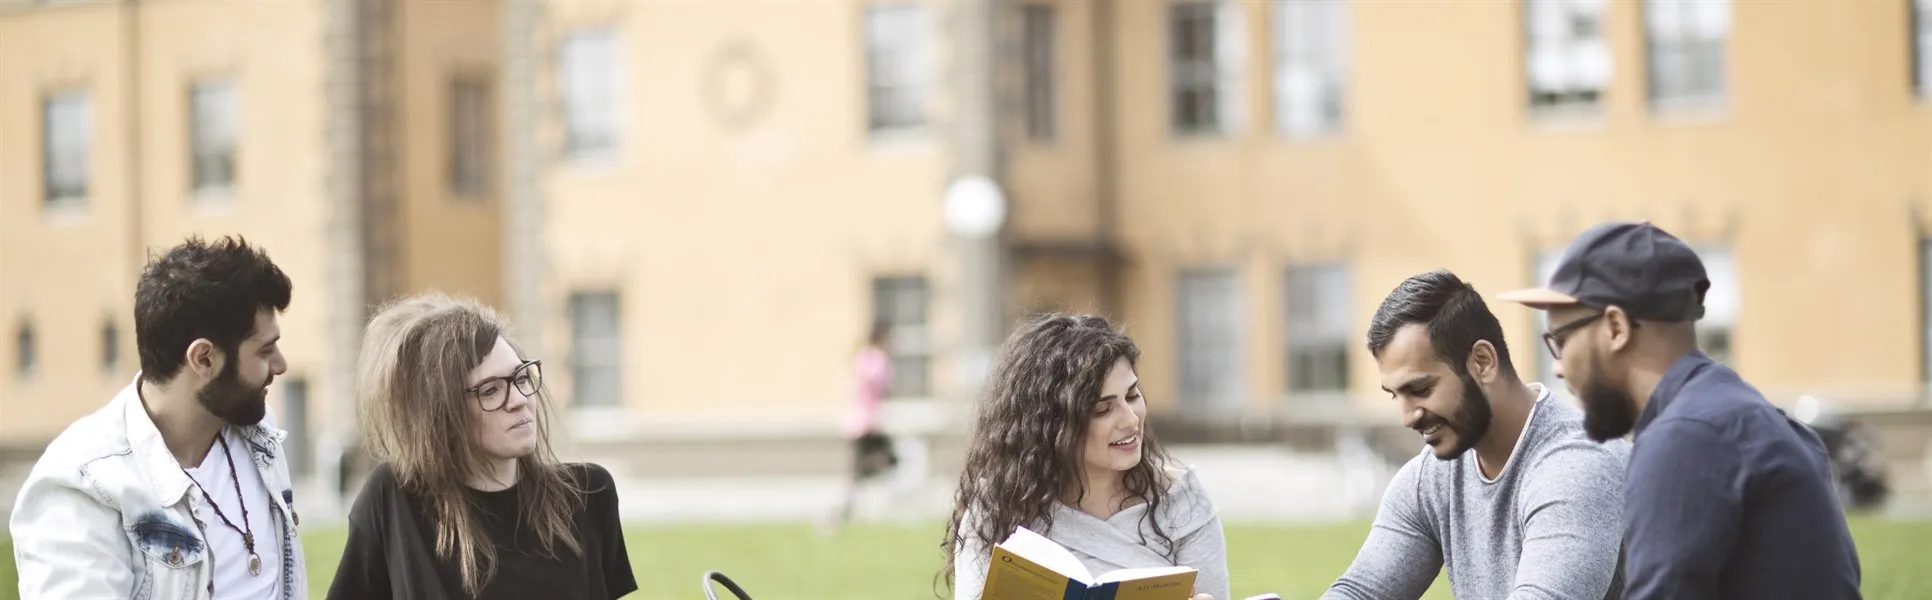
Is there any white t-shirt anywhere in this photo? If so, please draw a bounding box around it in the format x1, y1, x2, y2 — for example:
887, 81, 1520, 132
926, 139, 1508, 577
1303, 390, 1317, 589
184, 427, 282, 600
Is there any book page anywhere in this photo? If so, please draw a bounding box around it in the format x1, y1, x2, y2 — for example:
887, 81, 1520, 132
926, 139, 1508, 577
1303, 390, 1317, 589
1094, 566, 1195, 584
998, 526, 1094, 584
1096, 569, 1198, 600
985, 545, 1077, 600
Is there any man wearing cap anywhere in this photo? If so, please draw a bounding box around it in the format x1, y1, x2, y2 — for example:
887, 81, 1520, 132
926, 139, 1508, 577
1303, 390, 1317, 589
1498, 221, 1861, 600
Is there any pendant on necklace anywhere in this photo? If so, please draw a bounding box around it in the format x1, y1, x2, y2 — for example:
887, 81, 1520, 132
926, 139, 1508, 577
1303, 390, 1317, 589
248, 552, 262, 576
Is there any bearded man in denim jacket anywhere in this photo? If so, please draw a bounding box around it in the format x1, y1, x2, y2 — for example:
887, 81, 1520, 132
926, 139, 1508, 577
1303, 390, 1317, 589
11, 235, 309, 600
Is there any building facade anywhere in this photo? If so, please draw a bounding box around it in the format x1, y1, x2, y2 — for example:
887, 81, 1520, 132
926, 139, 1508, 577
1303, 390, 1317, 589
7, 0, 1932, 468
1098, 0, 1932, 428
521, 0, 1932, 444
0, 0, 501, 490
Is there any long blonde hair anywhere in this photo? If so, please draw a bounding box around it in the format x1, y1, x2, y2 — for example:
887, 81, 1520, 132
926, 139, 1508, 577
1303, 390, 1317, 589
356, 291, 588, 597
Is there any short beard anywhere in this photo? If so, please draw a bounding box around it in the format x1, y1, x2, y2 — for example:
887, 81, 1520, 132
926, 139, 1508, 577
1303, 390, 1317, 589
197, 356, 269, 426
1430, 370, 1494, 461
1578, 356, 1639, 442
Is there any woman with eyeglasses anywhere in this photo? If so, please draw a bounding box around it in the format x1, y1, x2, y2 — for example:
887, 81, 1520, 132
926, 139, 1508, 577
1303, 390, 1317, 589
326, 292, 636, 600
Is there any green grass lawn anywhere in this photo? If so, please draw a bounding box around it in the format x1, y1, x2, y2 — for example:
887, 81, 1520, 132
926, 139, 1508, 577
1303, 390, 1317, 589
3, 516, 1928, 599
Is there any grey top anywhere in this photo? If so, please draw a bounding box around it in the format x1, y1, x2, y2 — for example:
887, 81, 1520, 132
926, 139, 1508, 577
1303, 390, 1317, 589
1323, 384, 1631, 600
953, 466, 1230, 600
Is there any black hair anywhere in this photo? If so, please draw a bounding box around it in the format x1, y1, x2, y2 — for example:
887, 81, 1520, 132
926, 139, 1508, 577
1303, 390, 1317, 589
135, 235, 292, 383
1366, 269, 1517, 379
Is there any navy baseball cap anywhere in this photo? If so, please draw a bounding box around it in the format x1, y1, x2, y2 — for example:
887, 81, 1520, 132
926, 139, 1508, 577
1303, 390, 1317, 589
1497, 221, 1711, 322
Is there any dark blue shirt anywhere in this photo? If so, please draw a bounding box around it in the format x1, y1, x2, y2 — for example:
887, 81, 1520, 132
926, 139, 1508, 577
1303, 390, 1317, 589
1624, 351, 1862, 600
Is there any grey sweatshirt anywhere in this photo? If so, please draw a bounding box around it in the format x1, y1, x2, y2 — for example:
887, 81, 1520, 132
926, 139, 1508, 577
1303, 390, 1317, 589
1323, 384, 1631, 600
953, 466, 1230, 600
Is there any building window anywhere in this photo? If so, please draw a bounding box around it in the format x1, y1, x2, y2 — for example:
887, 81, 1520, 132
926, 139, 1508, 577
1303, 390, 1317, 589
1169, 1, 1246, 136
101, 319, 118, 372
1644, 0, 1728, 110
864, 3, 931, 134
1696, 245, 1738, 365
43, 91, 91, 207
1273, 0, 1347, 136
568, 291, 623, 407
559, 29, 622, 160
1922, 238, 1932, 383
1177, 269, 1245, 411
1526, 0, 1610, 113
16, 320, 35, 378
281, 379, 310, 477
871, 276, 931, 398
1285, 263, 1350, 395
1532, 249, 1567, 394
1021, 4, 1057, 141
189, 80, 239, 194
450, 77, 490, 198
1916, 0, 1932, 98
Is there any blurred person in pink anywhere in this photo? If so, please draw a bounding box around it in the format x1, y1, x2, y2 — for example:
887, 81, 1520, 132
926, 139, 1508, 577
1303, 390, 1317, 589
828, 321, 898, 532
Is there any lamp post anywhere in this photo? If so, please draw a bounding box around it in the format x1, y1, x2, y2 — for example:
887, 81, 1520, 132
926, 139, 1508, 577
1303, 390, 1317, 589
948, 0, 1005, 404
945, 175, 1007, 400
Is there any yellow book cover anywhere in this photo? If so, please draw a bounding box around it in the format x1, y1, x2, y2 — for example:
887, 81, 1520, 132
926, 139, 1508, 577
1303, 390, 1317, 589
981, 526, 1198, 600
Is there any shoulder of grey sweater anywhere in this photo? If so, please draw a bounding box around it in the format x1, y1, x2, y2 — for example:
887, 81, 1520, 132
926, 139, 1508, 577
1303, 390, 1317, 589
1525, 405, 1632, 463
1389, 450, 1437, 514
1161, 463, 1195, 493
1520, 435, 1632, 495
950, 506, 1002, 558
1393, 445, 1448, 491
1152, 463, 1221, 536
1521, 396, 1629, 465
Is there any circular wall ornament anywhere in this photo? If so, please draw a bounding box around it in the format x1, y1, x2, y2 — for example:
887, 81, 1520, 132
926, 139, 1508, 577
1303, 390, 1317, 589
700, 39, 775, 131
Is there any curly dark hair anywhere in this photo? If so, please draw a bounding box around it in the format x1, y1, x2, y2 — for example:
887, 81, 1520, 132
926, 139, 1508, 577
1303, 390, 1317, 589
135, 235, 292, 383
938, 314, 1179, 595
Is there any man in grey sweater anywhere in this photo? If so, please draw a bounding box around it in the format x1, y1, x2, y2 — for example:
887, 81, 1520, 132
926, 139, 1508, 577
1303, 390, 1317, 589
1322, 270, 1630, 600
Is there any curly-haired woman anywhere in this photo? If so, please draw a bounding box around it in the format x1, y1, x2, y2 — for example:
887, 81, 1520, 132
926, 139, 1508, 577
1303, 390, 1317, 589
940, 314, 1228, 600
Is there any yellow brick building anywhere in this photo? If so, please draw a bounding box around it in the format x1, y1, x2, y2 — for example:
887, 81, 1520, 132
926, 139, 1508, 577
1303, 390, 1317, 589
5, 0, 1931, 473
0, 0, 501, 481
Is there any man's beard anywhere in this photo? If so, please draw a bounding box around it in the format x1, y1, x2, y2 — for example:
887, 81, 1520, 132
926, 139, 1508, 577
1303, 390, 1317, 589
1578, 355, 1639, 442
198, 357, 270, 426
1424, 371, 1494, 461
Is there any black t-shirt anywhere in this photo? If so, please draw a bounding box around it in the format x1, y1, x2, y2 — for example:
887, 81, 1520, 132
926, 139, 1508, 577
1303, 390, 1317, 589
325, 462, 638, 600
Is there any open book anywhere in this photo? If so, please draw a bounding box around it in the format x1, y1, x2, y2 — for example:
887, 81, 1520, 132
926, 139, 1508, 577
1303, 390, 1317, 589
982, 526, 1197, 600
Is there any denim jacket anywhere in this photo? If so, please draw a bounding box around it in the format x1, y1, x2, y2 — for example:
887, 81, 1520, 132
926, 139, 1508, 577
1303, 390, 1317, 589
9, 374, 308, 599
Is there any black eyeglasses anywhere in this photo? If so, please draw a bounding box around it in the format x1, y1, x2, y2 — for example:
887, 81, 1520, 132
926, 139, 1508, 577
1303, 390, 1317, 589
466, 360, 542, 412
1542, 314, 1603, 360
